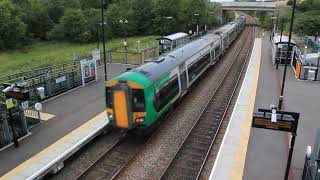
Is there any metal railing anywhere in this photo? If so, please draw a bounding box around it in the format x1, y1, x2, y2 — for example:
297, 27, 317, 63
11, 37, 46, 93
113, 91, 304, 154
0, 108, 28, 149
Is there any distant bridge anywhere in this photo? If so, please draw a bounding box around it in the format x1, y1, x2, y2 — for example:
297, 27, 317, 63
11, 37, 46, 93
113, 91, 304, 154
221, 2, 277, 12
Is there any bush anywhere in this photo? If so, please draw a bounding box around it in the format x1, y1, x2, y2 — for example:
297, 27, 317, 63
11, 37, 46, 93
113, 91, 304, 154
0, 0, 26, 49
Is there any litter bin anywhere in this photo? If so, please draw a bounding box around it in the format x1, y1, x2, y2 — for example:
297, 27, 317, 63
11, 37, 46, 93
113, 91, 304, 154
37, 87, 45, 100
308, 69, 316, 81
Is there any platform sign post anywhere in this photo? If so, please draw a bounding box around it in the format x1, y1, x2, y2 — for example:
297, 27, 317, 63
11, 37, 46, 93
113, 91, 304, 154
252, 108, 300, 180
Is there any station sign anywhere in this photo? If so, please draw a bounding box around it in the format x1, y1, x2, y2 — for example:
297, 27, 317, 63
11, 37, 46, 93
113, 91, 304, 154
252, 114, 294, 132
252, 108, 300, 180
252, 109, 299, 133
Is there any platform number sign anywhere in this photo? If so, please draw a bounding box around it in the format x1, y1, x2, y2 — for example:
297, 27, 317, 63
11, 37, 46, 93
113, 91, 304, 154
21, 101, 29, 110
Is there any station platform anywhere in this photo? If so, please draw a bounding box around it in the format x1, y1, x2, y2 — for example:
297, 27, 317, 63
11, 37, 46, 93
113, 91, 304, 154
209, 30, 320, 180
0, 63, 134, 178
209, 38, 262, 180
244, 33, 320, 180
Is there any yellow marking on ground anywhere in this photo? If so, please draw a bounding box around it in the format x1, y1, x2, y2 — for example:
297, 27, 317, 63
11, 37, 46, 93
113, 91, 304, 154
1, 111, 107, 180
25, 111, 55, 121
230, 38, 261, 180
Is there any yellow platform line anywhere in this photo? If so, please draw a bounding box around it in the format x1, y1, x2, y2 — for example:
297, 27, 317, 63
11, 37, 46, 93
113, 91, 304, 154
230, 38, 262, 180
1, 111, 107, 180
25, 111, 55, 121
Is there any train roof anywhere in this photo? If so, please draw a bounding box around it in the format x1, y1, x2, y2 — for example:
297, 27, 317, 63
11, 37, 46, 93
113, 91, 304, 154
126, 17, 244, 82
213, 21, 239, 36
132, 33, 221, 81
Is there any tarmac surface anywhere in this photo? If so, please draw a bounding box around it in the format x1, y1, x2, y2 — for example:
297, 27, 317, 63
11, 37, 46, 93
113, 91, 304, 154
243, 33, 320, 180
0, 63, 134, 176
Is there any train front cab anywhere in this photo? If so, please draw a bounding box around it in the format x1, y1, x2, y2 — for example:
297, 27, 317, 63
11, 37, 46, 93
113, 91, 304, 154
106, 80, 146, 130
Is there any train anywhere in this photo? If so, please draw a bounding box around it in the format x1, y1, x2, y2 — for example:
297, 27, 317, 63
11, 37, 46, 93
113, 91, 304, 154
106, 16, 246, 130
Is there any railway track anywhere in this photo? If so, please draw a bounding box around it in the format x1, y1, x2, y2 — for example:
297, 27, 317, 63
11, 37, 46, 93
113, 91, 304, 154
160, 18, 255, 180
58, 16, 254, 180
76, 133, 149, 180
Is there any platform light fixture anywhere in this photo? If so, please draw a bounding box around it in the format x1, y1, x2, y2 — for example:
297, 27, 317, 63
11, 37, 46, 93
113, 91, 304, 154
194, 13, 200, 35
160, 16, 174, 55
119, 19, 129, 63
206, 12, 215, 32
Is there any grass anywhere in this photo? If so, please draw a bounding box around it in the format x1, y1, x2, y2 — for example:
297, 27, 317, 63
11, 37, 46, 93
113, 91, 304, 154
0, 36, 158, 76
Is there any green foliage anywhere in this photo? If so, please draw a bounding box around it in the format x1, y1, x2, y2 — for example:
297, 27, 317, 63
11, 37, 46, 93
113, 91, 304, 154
281, 0, 320, 37
0, 0, 26, 49
255, 12, 273, 30
0, 36, 157, 75
0, 0, 220, 50
50, 9, 89, 43
23, 0, 54, 40
294, 10, 320, 36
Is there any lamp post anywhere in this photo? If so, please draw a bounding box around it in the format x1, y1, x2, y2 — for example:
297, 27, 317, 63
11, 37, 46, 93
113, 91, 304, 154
194, 13, 200, 35
271, 16, 277, 38
316, 51, 320, 81
160, 16, 173, 55
100, 0, 107, 81
276, 18, 284, 69
165, 16, 173, 35
206, 11, 215, 32
278, 0, 297, 112
119, 19, 129, 63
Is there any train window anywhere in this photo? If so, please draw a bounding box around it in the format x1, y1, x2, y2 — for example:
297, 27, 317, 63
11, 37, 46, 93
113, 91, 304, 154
154, 75, 179, 112
106, 87, 113, 108
188, 53, 210, 82
215, 45, 221, 56
132, 89, 145, 112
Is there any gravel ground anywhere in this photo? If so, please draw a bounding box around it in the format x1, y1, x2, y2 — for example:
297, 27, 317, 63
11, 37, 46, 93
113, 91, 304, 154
49, 132, 120, 180
115, 28, 249, 180
200, 22, 260, 179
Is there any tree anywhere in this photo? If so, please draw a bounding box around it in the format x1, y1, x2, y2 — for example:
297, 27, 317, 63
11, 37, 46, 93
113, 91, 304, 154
45, 0, 81, 23
24, 0, 53, 40
50, 9, 89, 43
294, 10, 320, 38
83, 8, 101, 42
0, 0, 26, 49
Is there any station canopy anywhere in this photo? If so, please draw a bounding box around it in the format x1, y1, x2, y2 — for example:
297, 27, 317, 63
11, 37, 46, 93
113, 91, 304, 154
273, 35, 296, 45
157, 32, 188, 41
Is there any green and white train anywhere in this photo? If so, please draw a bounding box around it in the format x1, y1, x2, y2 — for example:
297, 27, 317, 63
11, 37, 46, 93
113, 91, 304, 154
106, 16, 246, 130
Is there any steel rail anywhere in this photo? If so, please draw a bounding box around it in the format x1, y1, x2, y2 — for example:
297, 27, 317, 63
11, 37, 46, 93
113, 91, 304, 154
160, 16, 255, 180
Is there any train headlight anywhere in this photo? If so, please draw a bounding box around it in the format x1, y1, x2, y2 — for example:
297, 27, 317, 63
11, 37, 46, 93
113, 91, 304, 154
108, 113, 113, 120
135, 118, 145, 123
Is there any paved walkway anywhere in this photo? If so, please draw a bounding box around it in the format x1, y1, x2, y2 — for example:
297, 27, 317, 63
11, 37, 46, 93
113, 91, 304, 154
0, 63, 134, 176
244, 33, 320, 180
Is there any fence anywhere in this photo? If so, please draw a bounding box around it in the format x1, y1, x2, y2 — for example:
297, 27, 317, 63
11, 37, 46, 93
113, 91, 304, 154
0, 107, 28, 149
0, 63, 84, 103
106, 45, 159, 64
291, 47, 320, 81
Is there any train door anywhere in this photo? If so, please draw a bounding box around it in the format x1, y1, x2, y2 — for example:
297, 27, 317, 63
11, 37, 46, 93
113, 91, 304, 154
179, 63, 188, 93
210, 45, 214, 65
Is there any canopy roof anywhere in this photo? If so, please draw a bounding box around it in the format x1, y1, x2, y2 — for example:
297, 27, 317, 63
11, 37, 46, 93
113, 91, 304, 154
273, 35, 296, 45
157, 32, 189, 41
